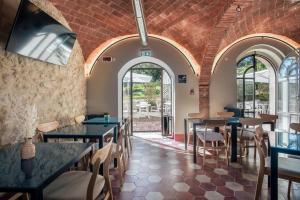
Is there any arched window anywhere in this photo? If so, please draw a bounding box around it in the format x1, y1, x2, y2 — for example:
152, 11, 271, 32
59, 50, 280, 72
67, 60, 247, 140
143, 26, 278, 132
236, 54, 276, 117
278, 50, 300, 131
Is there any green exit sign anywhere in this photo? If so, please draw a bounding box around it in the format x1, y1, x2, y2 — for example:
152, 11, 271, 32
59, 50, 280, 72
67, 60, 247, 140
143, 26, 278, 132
140, 49, 152, 57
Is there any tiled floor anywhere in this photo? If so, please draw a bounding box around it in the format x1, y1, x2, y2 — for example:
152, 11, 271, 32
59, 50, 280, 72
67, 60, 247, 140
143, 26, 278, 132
110, 136, 300, 200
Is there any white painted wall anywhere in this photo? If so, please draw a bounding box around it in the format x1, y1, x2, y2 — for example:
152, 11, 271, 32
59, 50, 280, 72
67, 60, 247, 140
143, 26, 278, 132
210, 37, 295, 117
87, 37, 199, 134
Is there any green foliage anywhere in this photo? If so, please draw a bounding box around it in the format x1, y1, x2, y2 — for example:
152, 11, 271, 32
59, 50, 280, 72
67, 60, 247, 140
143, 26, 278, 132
237, 56, 267, 76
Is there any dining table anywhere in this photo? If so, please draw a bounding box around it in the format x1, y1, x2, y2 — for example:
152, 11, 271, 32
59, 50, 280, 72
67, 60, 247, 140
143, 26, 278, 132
186, 117, 275, 163
0, 143, 93, 200
268, 131, 300, 200
83, 117, 123, 143
43, 124, 116, 149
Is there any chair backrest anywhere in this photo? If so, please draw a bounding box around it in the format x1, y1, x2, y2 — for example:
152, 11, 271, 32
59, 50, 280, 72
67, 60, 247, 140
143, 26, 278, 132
254, 126, 268, 159
75, 115, 85, 124
203, 119, 227, 130
87, 138, 113, 200
188, 112, 204, 119
116, 124, 126, 154
36, 121, 60, 142
240, 118, 263, 127
37, 121, 59, 132
217, 112, 234, 118
259, 114, 278, 123
124, 118, 131, 136
254, 126, 268, 178
290, 123, 300, 133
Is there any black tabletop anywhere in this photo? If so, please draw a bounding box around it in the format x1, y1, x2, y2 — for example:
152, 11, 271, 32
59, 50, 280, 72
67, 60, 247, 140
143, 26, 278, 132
44, 124, 116, 138
83, 117, 122, 125
0, 143, 93, 191
269, 131, 300, 152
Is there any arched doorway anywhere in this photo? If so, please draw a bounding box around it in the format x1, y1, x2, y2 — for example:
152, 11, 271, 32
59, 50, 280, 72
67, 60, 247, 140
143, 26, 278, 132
236, 54, 276, 117
118, 57, 175, 136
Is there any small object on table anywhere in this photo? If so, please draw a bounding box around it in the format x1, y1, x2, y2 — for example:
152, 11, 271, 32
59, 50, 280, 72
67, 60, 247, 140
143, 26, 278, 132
21, 138, 35, 160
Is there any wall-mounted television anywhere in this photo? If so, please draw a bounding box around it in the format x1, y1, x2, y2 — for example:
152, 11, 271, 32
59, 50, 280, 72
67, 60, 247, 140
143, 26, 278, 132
5, 0, 77, 66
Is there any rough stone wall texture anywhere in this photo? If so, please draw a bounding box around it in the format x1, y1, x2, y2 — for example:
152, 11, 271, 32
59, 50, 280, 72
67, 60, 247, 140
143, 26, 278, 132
0, 0, 86, 145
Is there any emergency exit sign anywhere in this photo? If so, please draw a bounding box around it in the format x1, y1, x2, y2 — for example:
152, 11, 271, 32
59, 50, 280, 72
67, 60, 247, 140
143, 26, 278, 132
140, 49, 152, 57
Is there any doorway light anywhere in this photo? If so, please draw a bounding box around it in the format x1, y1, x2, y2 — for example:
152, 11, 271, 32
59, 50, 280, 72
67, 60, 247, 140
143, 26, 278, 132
132, 0, 148, 46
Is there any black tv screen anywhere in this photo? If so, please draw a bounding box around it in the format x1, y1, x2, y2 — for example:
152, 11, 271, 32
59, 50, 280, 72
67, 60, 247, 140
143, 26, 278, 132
5, 0, 76, 65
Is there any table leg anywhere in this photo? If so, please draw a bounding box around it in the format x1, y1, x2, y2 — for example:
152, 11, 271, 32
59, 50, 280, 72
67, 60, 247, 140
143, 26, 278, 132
30, 190, 43, 200
113, 126, 118, 143
193, 123, 197, 163
99, 135, 104, 175
271, 122, 275, 131
231, 125, 237, 162
184, 119, 187, 150
270, 148, 278, 200
113, 126, 118, 168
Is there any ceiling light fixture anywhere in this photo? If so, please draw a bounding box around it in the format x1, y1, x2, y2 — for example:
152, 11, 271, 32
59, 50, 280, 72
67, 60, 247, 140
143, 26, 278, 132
132, 0, 148, 46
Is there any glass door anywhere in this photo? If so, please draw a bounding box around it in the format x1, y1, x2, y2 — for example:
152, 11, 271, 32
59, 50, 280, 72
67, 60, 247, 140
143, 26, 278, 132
131, 65, 162, 132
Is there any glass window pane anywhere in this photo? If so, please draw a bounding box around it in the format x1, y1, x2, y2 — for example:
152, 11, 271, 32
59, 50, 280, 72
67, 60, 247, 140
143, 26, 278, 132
237, 56, 253, 76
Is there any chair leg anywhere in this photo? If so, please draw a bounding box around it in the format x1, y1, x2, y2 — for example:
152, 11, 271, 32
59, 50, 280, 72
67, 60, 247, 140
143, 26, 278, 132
187, 133, 190, 146
254, 172, 264, 200
117, 157, 124, 186
203, 142, 206, 167
288, 180, 292, 199
254, 144, 257, 159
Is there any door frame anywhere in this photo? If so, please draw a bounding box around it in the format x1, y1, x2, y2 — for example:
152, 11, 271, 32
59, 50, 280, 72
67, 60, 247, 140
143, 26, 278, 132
118, 56, 175, 134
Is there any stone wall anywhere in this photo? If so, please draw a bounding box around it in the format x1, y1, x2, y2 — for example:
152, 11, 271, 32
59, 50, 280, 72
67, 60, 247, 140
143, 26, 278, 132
0, 0, 86, 145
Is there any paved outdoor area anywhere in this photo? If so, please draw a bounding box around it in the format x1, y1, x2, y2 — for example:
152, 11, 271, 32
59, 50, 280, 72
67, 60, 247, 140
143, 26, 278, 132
110, 136, 300, 200
132, 116, 162, 132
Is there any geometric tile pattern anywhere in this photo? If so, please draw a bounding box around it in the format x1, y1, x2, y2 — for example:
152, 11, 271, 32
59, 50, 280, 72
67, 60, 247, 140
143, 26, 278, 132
111, 136, 300, 200
173, 182, 190, 192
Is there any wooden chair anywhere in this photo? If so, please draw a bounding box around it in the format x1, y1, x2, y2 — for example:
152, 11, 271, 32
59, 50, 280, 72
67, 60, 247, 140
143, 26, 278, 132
217, 112, 235, 119
259, 114, 278, 132
289, 123, 300, 133
196, 119, 229, 166
217, 111, 234, 134
124, 118, 132, 158
75, 115, 86, 124
254, 126, 300, 200
35, 121, 60, 142
238, 118, 263, 160
0, 192, 28, 200
44, 139, 114, 200
187, 112, 205, 146
112, 124, 127, 187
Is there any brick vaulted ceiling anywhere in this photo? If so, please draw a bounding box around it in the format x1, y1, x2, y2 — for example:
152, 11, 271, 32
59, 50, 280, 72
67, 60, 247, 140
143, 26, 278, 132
49, 0, 300, 84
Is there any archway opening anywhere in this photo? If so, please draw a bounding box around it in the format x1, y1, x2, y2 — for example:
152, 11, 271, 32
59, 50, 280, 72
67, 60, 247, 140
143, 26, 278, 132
118, 57, 175, 138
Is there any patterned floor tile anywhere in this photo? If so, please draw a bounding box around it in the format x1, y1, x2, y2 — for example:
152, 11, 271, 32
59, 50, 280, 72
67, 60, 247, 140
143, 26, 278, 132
173, 182, 190, 192
110, 135, 299, 200
145, 192, 164, 200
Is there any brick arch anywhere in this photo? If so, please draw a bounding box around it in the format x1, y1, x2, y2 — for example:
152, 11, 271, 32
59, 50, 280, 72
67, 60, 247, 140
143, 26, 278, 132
85, 34, 201, 77
211, 33, 300, 75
